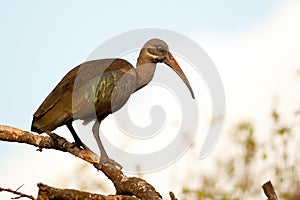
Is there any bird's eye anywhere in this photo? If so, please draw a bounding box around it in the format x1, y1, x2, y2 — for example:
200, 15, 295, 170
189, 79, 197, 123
157, 45, 163, 52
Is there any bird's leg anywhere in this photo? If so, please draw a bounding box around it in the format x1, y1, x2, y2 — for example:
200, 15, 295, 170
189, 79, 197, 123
92, 120, 122, 169
92, 120, 108, 159
66, 122, 90, 151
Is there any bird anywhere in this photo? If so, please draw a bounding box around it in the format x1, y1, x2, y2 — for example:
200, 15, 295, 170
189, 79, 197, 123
31, 38, 195, 168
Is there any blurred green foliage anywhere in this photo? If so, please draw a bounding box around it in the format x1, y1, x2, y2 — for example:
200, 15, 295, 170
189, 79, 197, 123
182, 107, 300, 200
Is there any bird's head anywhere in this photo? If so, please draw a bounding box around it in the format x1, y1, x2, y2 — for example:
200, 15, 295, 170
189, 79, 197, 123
141, 38, 195, 99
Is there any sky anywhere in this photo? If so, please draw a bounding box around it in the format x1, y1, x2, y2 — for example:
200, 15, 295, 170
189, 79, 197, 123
0, 0, 279, 130
3, 0, 300, 199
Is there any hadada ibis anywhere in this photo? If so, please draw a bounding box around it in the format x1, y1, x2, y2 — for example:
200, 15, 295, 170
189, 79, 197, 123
31, 38, 195, 168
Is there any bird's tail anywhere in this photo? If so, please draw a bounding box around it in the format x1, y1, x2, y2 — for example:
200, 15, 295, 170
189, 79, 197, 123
31, 118, 44, 133
31, 107, 71, 134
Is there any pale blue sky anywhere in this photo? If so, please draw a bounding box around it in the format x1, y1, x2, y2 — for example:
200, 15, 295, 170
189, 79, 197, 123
0, 1, 279, 158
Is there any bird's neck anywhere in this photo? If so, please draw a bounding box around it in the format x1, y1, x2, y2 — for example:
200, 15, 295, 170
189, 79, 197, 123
135, 54, 157, 90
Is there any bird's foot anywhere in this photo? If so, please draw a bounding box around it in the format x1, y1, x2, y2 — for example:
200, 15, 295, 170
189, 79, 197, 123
45, 131, 59, 139
71, 139, 92, 152
100, 156, 122, 170
70, 141, 84, 149
70, 141, 93, 153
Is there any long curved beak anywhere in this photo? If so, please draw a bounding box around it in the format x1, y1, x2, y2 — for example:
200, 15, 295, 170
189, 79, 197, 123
163, 51, 195, 99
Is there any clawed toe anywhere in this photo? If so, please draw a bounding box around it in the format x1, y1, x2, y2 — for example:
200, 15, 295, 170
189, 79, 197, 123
71, 141, 92, 152
69, 140, 85, 149
100, 157, 122, 170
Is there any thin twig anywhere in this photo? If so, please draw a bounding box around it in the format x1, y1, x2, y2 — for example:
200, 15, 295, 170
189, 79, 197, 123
0, 186, 35, 200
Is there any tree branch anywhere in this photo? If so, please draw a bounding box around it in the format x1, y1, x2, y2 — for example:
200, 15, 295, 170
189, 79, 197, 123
0, 186, 35, 200
262, 181, 278, 200
37, 183, 139, 200
0, 125, 162, 200
168, 192, 177, 200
